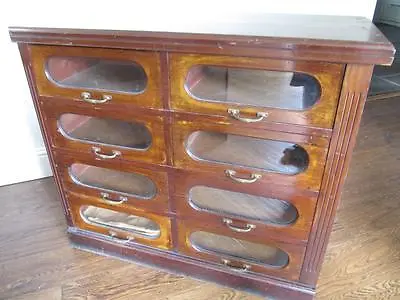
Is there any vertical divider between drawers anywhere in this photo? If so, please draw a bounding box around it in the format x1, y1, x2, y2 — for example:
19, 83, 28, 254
160, 51, 179, 251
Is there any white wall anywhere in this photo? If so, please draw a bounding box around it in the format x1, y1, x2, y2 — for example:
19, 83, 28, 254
1, 0, 377, 186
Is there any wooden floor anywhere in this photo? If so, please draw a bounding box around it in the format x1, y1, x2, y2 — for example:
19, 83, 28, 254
0, 97, 399, 300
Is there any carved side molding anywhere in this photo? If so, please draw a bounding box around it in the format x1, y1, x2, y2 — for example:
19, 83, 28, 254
300, 64, 374, 286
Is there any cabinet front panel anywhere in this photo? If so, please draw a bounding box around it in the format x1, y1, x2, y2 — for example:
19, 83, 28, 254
30, 45, 162, 109
54, 151, 169, 213
42, 101, 167, 165
171, 169, 316, 243
177, 220, 305, 281
172, 114, 329, 191
170, 53, 344, 129
68, 192, 172, 250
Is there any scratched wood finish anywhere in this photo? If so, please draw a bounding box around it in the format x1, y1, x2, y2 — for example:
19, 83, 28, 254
40, 99, 167, 165
9, 23, 395, 299
172, 113, 329, 191
28, 45, 163, 109
9, 19, 396, 65
171, 168, 317, 243
54, 150, 170, 214
300, 64, 375, 286
0, 96, 398, 299
67, 191, 173, 250
17, 43, 74, 226
170, 53, 344, 129
176, 219, 306, 281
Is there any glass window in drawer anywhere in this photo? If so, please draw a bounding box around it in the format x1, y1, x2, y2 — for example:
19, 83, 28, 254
190, 231, 288, 268
46, 57, 147, 94
186, 131, 309, 174
185, 66, 321, 110
70, 164, 156, 199
189, 186, 298, 225
81, 205, 160, 239
59, 113, 152, 150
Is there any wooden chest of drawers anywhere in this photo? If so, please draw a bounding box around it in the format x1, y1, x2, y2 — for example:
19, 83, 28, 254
9, 16, 394, 299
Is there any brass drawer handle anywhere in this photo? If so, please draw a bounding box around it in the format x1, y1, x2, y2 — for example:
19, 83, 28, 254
227, 108, 268, 123
92, 147, 121, 159
225, 170, 262, 184
81, 92, 112, 104
108, 231, 133, 244
101, 192, 128, 206
223, 218, 256, 233
222, 259, 251, 272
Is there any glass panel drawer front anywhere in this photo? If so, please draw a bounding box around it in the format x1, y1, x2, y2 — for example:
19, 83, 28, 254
185, 66, 321, 110
47, 56, 147, 94
55, 151, 169, 213
81, 205, 161, 239
171, 168, 317, 241
69, 192, 172, 249
70, 163, 157, 200
30, 45, 162, 108
176, 220, 305, 280
172, 115, 329, 191
59, 113, 152, 150
170, 53, 343, 129
189, 186, 298, 225
190, 231, 289, 268
44, 102, 166, 164
186, 131, 309, 175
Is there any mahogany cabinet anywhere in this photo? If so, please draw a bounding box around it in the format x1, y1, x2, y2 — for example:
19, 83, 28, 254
9, 16, 394, 299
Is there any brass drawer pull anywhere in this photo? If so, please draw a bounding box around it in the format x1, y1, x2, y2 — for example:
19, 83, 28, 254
81, 91, 112, 104
227, 108, 268, 123
92, 147, 121, 159
222, 259, 251, 272
101, 192, 128, 206
223, 218, 256, 233
225, 170, 262, 184
109, 231, 133, 244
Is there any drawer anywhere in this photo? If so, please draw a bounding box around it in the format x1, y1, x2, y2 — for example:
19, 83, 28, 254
171, 169, 317, 243
42, 101, 166, 165
68, 191, 172, 250
172, 113, 329, 191
177, 219, 305, 281
54, 150, 169, 214
29, 45, 162, 109
170, 53, 344, 129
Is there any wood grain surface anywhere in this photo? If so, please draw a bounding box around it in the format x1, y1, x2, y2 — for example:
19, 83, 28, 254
29, 45, 163, 109
9, 19, 396, 65
0, 96, 398, 299
170, 53, 344, 129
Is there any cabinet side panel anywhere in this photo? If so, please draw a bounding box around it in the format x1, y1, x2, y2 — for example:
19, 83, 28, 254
17, 43, 72, 226
300, 64, 374, 286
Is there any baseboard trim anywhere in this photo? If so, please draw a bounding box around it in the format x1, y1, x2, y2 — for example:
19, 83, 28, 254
0, 147, 52, 186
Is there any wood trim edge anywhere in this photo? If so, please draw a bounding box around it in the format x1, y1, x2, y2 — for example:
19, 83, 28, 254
17, 43, 73, 226
69, 227, 315, 300
300, 64, 374, 286
9, 27, 395, 65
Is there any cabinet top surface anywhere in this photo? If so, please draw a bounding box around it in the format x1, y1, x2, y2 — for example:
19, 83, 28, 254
9, 14, 395, 65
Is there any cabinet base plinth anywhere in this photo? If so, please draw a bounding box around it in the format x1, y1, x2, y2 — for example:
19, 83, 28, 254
68, 227, 315, 300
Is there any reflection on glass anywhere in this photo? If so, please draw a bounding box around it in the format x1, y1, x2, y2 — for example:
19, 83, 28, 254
186, 131, 309, 174
59, 113, 152, 150
189, 186, 298, 225
80, 206, 160, 239
185, 66, 321, 110
70, 164, 156, 199
190, 231, 289, 268
46, 56, 147, 94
